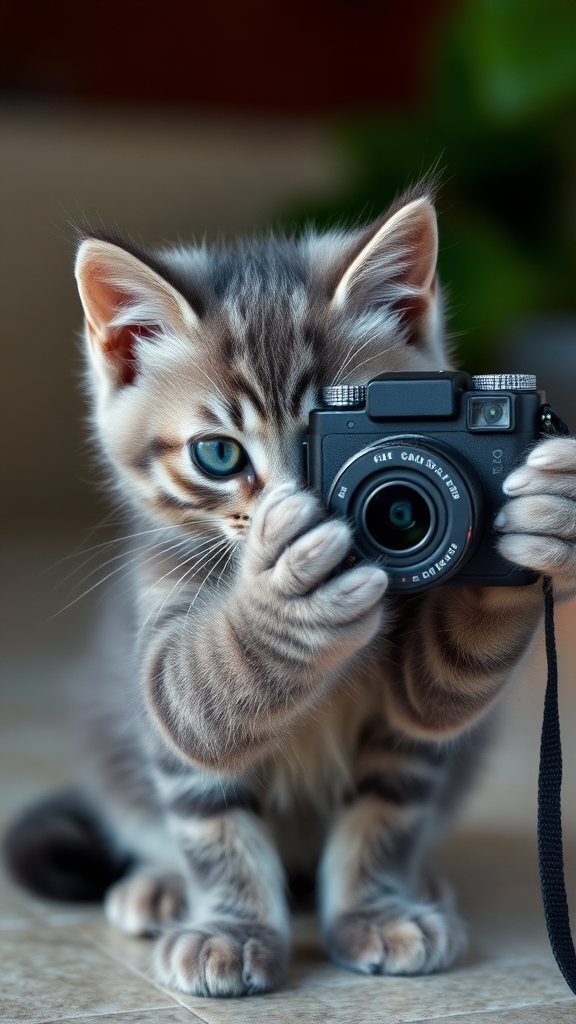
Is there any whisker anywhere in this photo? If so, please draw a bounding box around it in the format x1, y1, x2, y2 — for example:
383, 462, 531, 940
58, 538, 187, 602
332, 331, 380, 387
184, 543, 235, 622
148, 538, 229, 611
48, 552, 151, 618
148, 537, 232, 626
331, 336, 373, 388
44, 518, 226, 574
180, 353, 229, 408
49, 532, 220, 618
338, 349, 389, 386
59, 531, 220, 595
216, 542, 238, 586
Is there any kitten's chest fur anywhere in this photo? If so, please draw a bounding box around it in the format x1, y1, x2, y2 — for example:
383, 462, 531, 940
261, 674, 374, 875
262, 680, 368, 814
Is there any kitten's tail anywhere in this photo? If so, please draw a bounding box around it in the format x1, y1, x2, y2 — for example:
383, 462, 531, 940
2, 790, 132, 902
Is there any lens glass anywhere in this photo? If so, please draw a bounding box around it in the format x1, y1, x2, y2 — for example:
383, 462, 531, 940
484, 403, 503, 423
364, 483, 432, 552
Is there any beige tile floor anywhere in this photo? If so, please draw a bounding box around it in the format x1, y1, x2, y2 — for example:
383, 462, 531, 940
2, 536, 576, 1023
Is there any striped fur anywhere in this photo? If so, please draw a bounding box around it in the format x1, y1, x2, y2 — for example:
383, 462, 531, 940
5, 189, 576, 996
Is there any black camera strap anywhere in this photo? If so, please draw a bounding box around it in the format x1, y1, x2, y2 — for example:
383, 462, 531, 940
537, 404, 576, 994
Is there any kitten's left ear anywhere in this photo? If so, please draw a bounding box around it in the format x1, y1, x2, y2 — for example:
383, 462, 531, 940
75, 238, 200, 391
331, 196, 438, 344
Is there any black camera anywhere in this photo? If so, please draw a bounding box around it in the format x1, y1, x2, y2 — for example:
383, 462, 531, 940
306, 371, 544, 591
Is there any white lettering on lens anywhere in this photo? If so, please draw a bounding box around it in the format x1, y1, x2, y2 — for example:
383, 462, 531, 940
423, 543, 458, 578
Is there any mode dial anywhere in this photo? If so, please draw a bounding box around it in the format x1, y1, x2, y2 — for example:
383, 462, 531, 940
471, 374, 537, 391
320, 385, 367, 408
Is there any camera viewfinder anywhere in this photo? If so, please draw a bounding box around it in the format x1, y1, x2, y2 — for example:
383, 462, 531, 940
468, 396, 512, 431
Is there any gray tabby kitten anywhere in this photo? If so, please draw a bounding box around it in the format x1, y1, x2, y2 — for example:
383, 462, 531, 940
6, 187, 576, 997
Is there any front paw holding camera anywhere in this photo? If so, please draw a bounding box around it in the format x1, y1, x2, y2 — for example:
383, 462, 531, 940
495, 438, 576, 599
237, 482, 389, 674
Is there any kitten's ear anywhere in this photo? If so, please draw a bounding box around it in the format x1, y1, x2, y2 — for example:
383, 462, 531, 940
75, 239, 200, 390
331, 196, 438, 344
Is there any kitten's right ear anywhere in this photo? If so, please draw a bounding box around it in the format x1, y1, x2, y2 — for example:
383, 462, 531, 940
329, 196, 438, 347
75, 239, 200, 391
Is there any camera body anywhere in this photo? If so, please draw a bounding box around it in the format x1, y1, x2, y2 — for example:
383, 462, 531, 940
306, 371, 544, 591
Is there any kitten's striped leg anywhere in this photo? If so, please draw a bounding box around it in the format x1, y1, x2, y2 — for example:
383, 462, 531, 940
384, 584, 543, 739
143, 483, 387, 772
384, 437, 576, 742
319, 774, 465, 976
153, 803, 290, 997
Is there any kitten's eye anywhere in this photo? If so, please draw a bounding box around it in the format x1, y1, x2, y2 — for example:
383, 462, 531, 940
191, 438, 247, 477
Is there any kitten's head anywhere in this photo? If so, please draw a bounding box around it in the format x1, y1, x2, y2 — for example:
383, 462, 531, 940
75, 187, 448, 543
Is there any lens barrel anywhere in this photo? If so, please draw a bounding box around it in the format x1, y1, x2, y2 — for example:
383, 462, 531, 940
328, 438, 480, 590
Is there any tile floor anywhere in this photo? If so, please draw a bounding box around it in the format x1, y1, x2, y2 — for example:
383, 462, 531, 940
2, 535, 576, 1023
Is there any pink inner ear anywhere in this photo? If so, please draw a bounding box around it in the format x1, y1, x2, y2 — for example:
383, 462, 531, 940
398, 218, 437, 292
382, 202, 437, 294
82, 269, 157, 387
101, 322, 156, 386
380, 201, 438, 344
390, 289, 433, 346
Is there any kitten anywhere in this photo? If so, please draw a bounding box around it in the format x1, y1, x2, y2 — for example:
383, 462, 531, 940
5, 186, 576, 997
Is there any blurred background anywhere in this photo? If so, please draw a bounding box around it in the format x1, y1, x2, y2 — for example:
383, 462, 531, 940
2, 0, 576, 529
1, 0, 576, 832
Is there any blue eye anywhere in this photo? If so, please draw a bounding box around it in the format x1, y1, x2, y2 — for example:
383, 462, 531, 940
191, 438, 247, 477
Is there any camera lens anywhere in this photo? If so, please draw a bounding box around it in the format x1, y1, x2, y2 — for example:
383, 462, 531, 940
364, 483, 433, 552
328, 438, 480, 590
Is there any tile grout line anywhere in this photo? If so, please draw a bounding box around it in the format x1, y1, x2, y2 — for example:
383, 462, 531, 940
73, 925, 209, 1023
14, 1006, 185, 1024
155, 993, 212, 1023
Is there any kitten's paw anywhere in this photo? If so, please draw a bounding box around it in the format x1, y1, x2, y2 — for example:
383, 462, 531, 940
235, 482, 389, 672
153, 921, 288, 996
247, 483, 324, 572
104, 870, 186, 937
495, 438, 576, 592
324, 903, 466, 976
271, 519, 354, 596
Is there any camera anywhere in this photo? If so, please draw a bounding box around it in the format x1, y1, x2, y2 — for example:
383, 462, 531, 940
306, 371, 544, 591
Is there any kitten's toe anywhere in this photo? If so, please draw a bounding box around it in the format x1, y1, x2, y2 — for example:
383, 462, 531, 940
104, 870, 186, 937
325, 904, 465, 976
320, 565, 389, 624
271, 520, 352, 595
154, 922, 288, 996
497, 532, 575, 576
252, 485, 322, 557
526, 437, 576, 472
158, 930, 244, 997
241, 931, 287, 992
495, 494, 576, 540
